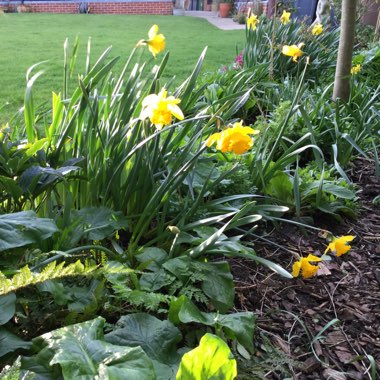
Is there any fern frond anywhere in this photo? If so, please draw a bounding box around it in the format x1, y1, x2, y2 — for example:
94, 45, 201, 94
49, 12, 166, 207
0, 260, 97, 295
112, 285, 173, 312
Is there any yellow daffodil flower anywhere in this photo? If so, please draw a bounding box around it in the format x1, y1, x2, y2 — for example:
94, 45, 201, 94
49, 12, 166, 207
280, 10, 291, 25
282, 43, 304, 62
311, 23, 323, 36
140, 88, 184, 130
351, 64, 361, 75
325, 235, 355, 257
247, 14, 260, 30
206, 120, 259, 155
137, 24, 165, 58
292, 254, 322, 279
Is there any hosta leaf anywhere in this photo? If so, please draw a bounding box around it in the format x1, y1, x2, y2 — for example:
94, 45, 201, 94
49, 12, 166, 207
136, 247, 168, 271
0, 328, 32, 358
72, 207, 128, 241
0, 292, 16, 325
0, 211, 58, 251
200, 261, 234, 313
105, 313, 182, 364
22, 317, 155, 380
176, 333, 237, 380
18, 165, 80, 195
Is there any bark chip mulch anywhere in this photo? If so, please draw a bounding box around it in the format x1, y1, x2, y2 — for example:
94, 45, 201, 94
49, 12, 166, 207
231, 158, 380, 379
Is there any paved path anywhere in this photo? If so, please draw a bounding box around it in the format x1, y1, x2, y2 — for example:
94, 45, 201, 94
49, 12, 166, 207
181, 10, 246, 30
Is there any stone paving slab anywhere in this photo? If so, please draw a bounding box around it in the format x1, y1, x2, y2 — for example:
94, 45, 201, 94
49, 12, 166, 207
182, 10, 246, 30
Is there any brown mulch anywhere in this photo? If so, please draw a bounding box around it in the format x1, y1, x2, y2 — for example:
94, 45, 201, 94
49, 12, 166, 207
231, 158, 380, 379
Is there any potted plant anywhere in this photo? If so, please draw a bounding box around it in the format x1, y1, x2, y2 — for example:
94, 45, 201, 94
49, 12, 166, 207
219, 0, 233, 17
17, 0, 31, 13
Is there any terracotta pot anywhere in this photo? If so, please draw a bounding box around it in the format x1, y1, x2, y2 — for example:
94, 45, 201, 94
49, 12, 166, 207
219, 2, 232, 18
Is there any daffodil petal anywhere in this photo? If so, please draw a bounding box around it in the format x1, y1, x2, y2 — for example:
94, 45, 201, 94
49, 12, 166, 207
305, 254, 322, 262
167, 104, 184, 120
148, 24, 159, 40
142, 94, 159, 107
292, 261, 301, 277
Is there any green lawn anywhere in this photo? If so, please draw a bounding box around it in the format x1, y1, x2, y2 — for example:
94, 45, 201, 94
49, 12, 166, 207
0, 14, 244, 122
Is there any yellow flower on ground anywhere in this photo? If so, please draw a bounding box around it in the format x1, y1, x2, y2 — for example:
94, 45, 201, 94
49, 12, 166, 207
292, 254, 322, 279
247, 14, 260, 30
140, 88, 184, 130
351, 64, 361, 75
312, 23, 323, 36
280, 10, 291, 25
282, 43, 304, 62
206, 120, 259, 155
324, 235, 355, 257
137, 24, 165, 58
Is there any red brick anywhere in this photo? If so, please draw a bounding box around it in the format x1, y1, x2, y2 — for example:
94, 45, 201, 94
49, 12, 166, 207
29, 2, 172, 15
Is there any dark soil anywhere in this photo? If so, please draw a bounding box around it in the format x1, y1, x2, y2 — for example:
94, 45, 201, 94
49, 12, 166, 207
232, 158, 380, 379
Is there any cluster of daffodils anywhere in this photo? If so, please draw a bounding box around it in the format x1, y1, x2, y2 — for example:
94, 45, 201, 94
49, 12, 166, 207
136, 26, 185, 130
206, 121, 260, 155
292, 235, 355, 279
246, 10, 326, 64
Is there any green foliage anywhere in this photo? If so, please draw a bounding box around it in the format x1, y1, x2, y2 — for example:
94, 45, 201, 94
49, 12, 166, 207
0, 127, 81, 213
265, 163, 358, 219
137, 251, 235, 312
169, 295, 256, 353
0, 211, 58, 251
244, 15, 340, 82
0, 293, 16, 325
105, 313, 182, 367
176, 333, 237, 380
21, 317, 156, 379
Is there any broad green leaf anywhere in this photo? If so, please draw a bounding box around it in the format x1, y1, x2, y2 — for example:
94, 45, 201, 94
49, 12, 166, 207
0, 211, 58, 251
136, 247, 168, 271
0, 176, 23, 201
95, 347, 156, 380
73, 207, 128, 241
19, 165, 79, 196
22, 317, 155, 380
169, 296, 255, 353
266, 171, 294, 203
0, 328, 32, 358
21, 339, 62, 379
163, 257, 234, 312
105, 313, 182, 365
201, 261, 234, 313
176, 333, 237, 380
0, 293, 16, 325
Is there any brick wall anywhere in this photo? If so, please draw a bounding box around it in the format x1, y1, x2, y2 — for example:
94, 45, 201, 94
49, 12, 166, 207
2, 1, 173, 15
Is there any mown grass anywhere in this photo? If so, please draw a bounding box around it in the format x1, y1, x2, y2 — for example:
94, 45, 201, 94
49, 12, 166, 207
0, 13, 244, 122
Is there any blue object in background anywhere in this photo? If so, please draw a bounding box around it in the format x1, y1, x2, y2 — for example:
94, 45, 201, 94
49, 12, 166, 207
293, 0, 319, 23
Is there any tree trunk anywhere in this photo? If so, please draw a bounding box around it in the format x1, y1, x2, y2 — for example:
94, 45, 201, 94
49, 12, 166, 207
332, 0, 357, 102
